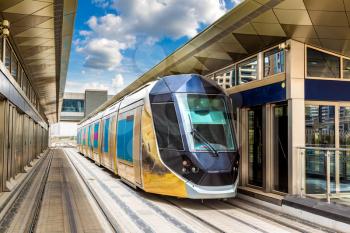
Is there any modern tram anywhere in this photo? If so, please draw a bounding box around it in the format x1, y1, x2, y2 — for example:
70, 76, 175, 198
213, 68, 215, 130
77, 74, 240, 199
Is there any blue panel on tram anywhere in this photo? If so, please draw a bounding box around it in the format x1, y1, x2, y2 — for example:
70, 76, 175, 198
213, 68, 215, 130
93, 123, 99, 149
88, 126, 91, 146
117, 116, 134, 162
103, 118, 110, 153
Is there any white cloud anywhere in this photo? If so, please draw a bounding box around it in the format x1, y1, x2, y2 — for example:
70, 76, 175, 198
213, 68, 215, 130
92, 0, 110, 8
112, 74, 124, 88
78, 38, 125, 70
79, 30, 92, 36
231, 0, 243, 6
66, 81, 109, 93
66, 73, 125, 95
111, 0, 227, 39
78, 0, 228, 70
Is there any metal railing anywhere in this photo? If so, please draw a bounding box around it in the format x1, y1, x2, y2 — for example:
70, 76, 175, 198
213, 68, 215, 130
297, 147, 350, 203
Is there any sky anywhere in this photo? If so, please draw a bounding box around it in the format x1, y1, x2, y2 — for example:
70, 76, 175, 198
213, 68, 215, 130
65, 0, 243, 95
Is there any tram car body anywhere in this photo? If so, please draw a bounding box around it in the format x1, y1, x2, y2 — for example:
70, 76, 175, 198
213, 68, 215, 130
77, 74, 240, 199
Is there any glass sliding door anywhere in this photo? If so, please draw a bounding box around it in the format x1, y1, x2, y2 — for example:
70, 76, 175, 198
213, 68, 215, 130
339, 106, 350, 192
248, 107, 263, 187
273, 104, 288, 193
305, 105, 335, 194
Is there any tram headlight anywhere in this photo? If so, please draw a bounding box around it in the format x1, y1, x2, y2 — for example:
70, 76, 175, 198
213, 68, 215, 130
182, 160, 189, 166
191, 166, 199, 173
182, 167, 188, 174
181, 157, 199, 174
182, 157, 191, 174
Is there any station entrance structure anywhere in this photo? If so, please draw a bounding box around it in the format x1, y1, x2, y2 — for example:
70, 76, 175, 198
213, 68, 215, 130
84, 0, 350, 204
0, 0, 76, 191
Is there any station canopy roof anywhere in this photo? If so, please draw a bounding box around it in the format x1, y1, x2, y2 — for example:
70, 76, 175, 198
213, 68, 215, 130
0, 0, 77, 123
84, 0, 350, 121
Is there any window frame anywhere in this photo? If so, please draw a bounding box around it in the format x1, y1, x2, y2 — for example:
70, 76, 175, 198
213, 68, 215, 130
175, 93, 236, 153
305, 100, 350, 148
305, 45, 350, 81
61, 99, 85, 112
263, 47, 286, 78
237, 56, 258, 85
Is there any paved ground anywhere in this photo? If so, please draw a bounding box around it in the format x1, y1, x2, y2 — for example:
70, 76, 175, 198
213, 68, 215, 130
63, 148, 334, 233
35, 149, 113, 233
0, 148, 342, 233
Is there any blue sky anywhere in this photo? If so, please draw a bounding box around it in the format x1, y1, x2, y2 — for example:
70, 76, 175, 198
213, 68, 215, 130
65, 0, 241, 94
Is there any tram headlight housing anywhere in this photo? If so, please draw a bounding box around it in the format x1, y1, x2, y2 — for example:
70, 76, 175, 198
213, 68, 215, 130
181, 156, 199, 174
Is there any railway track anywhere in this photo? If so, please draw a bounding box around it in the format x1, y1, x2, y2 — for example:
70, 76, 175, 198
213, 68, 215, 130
0, 150, 53, 233
0, 149, 115, 233
65, 148, 338, 233
64, 149, 124, 233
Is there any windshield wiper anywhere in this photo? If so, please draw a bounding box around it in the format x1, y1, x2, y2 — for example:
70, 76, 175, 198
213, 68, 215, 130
191, 128, 219, 157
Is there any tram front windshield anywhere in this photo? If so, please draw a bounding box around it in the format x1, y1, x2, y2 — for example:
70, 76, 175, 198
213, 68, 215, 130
176, 94, 235, 152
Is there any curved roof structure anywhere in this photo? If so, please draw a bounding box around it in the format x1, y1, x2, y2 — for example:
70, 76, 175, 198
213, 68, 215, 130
0, 0, 77, 123
83, 0, 350, 121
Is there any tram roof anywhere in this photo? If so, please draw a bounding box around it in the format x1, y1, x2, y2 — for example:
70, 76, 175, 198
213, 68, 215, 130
82, 0, 350, 122
0, 0, 77, 123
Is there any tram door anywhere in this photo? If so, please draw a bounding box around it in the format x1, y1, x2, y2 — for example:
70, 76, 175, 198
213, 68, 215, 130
116, 106, 143, 186
133, 106, 143, 186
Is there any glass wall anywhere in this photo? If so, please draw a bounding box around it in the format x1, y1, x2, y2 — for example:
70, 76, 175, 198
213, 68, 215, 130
305, 105, 335, 194
264, 48, 285, 77
1, 38, 39, 109
5, 42, 11, 71
231, 67, 237, 86
343, 58, 350, 79
11, 50, 18, 80
339, 106, 350, 192
307, 48, 340, 78
62, 99, 84, 112
205, 44, 288, 88
238, 57, 258, 84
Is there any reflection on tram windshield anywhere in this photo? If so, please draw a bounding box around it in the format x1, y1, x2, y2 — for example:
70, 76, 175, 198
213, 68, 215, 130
176, 94, 235, 152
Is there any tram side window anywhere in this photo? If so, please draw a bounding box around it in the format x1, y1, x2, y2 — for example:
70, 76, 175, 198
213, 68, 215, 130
151, 103, 184, 150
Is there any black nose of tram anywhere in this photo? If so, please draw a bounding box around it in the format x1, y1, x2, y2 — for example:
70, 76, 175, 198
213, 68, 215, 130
150, 74, 240, 187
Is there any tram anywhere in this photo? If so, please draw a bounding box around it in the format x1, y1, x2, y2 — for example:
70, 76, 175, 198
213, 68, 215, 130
77, 74, 240, 199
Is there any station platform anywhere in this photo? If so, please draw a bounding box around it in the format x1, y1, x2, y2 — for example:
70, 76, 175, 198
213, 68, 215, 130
0, 148, 348, 233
